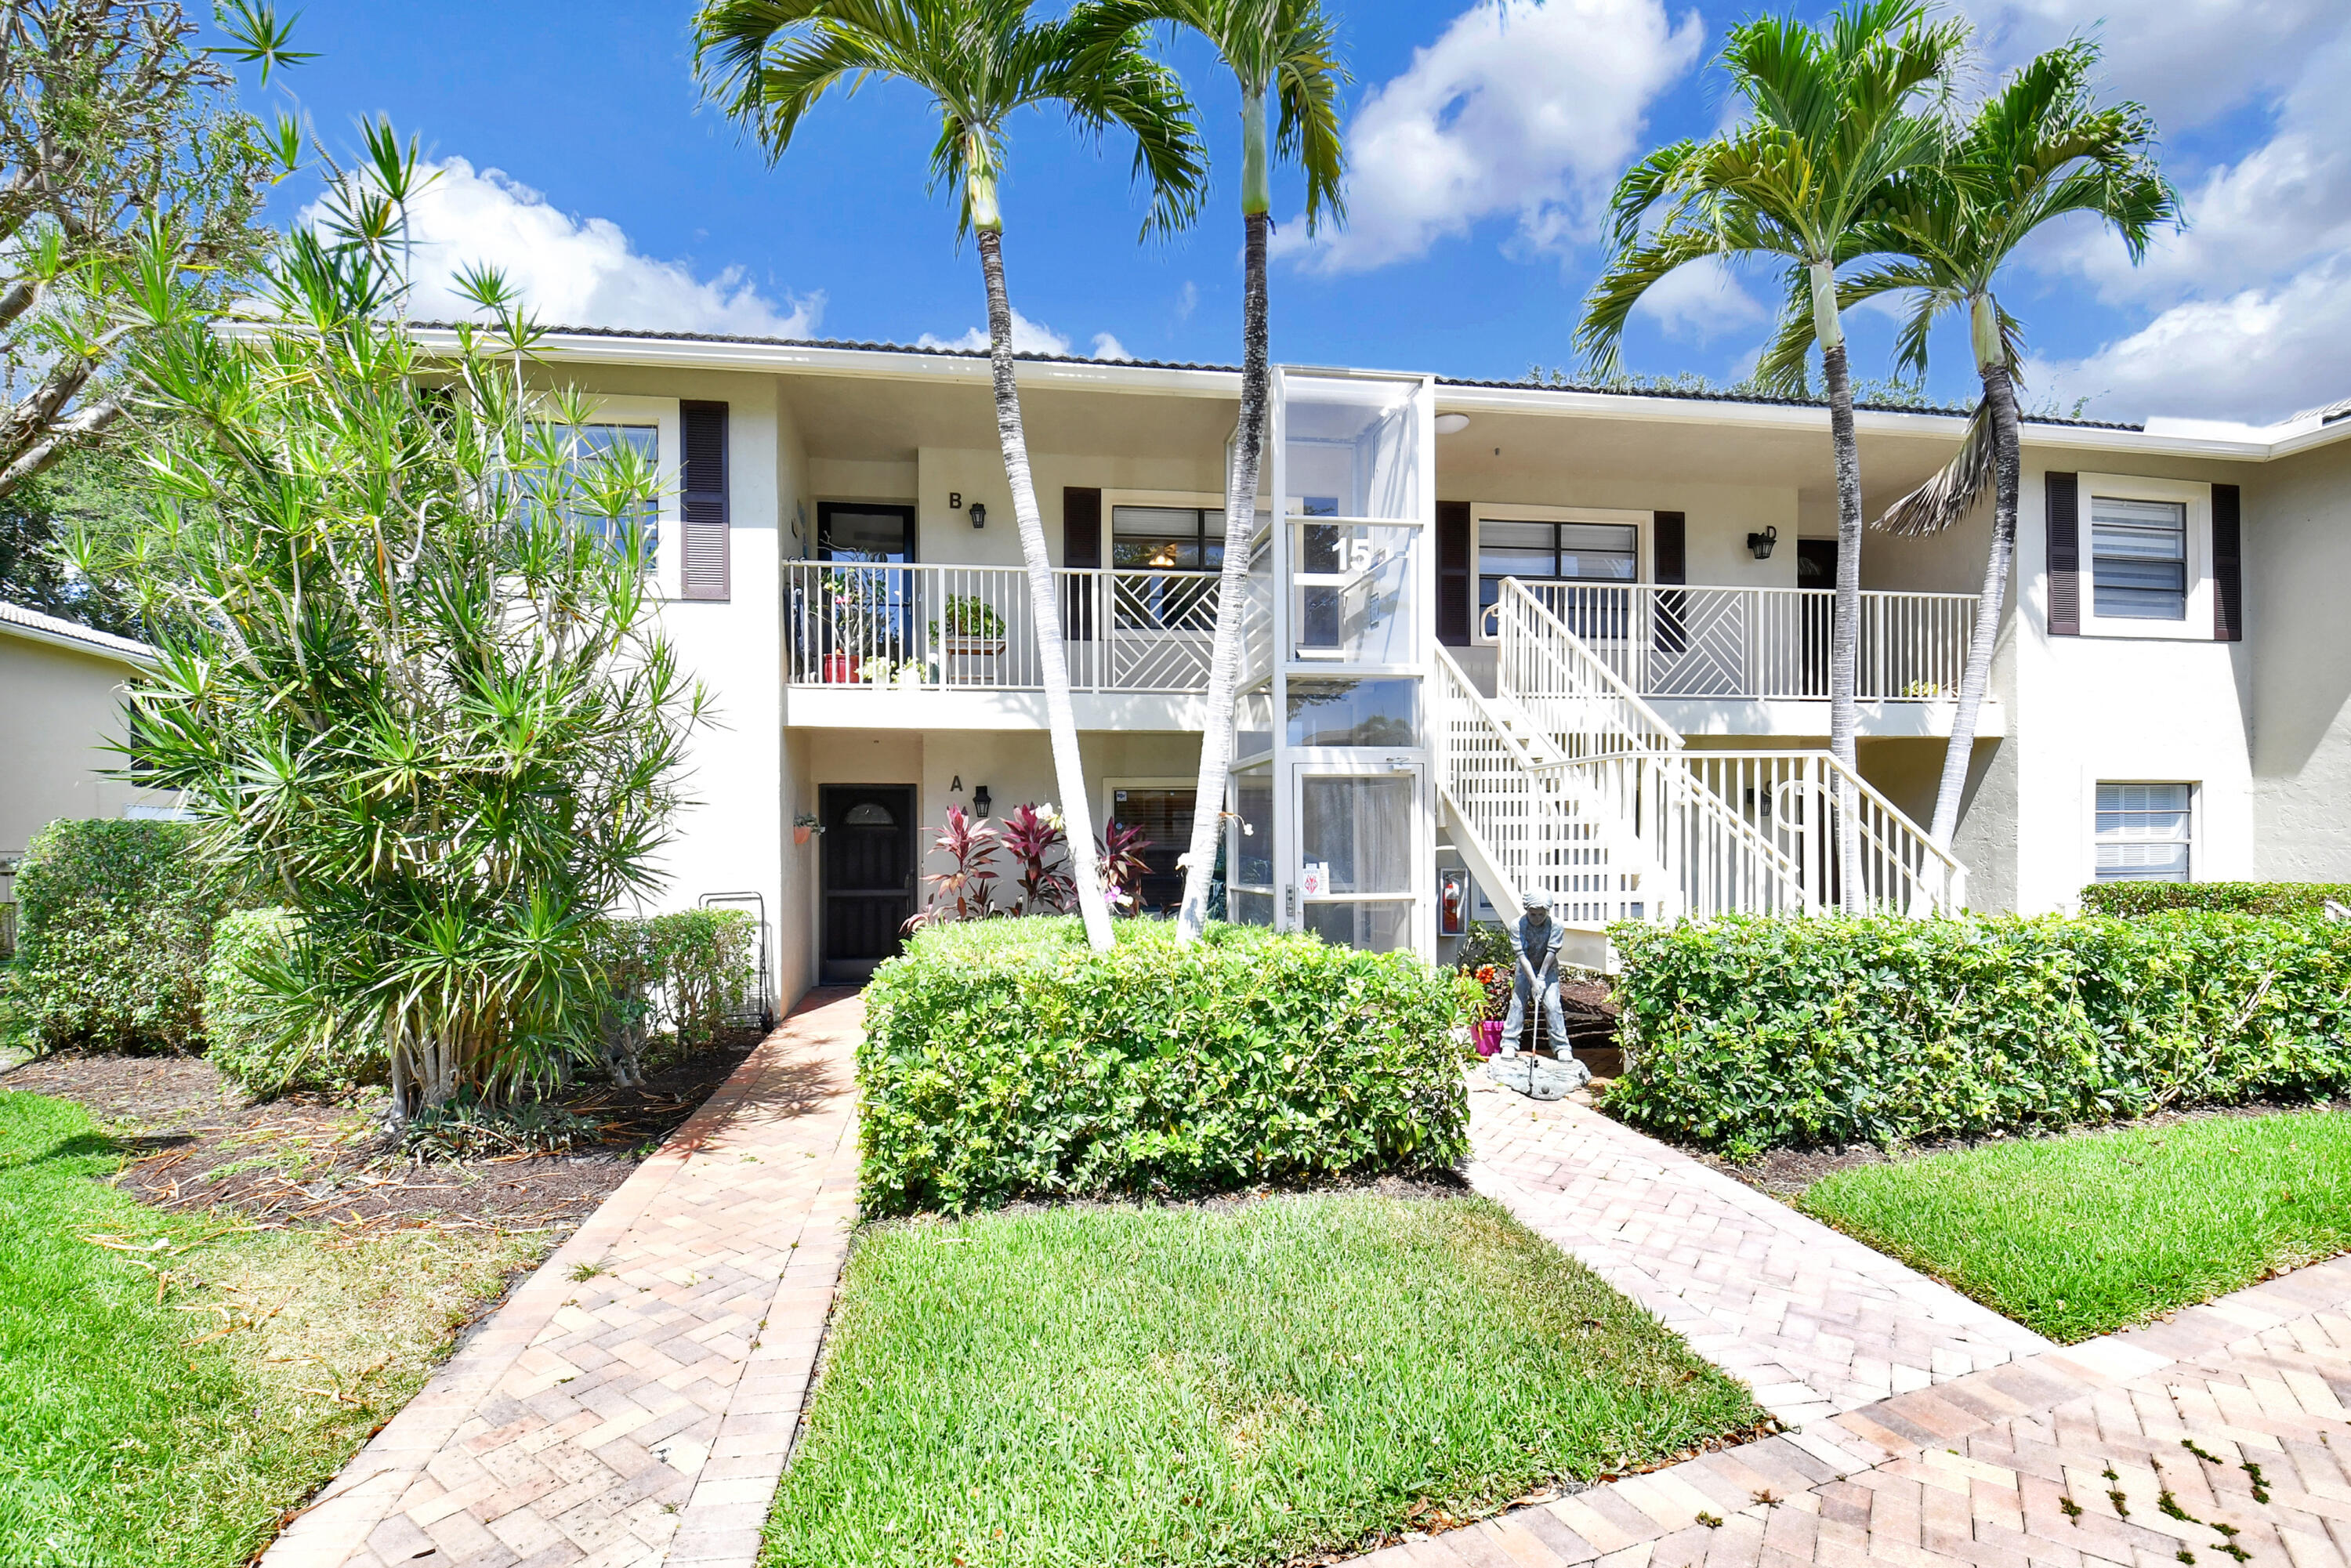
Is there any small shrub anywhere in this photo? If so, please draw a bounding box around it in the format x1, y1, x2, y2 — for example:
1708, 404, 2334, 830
859, 918, 1474, 1215
400, 1092, 600, 1161
203, 909, 386, 1095
3, 819, 245, 1054
2080, 881, 2351, 919
1606, 914, 2351, 1157
587, 910, 756, 1083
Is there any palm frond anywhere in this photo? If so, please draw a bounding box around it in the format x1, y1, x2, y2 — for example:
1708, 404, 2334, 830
1876, 395, 1993, 536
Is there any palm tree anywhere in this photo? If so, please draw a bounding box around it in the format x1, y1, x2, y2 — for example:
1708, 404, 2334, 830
1755, 38, 2174, 850
1098, 0, 1346, 944
694, 0, 1206, 950
1578, 0, 1966, 910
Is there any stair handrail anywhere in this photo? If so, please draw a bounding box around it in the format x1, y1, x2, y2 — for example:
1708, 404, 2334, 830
1493, 579, 1683, 758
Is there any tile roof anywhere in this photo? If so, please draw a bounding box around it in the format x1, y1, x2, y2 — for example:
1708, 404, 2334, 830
0, 599, 154, 663
481, 321, 2147, 432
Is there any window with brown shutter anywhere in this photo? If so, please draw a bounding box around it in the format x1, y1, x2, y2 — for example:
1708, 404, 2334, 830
679, 401, 729, 601
2212, 483, 2242, 642
2045, 472, 2080, 636
1436, 501, 1470, 646
1653, 510, 1688, 654
1063, 487, 1101, 641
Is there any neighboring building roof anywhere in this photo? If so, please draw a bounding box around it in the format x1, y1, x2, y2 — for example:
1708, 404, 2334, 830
447, 320, 2150, 432
0, 600, 154, 664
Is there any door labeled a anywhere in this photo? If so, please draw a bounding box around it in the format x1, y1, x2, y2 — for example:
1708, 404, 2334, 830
820, 784, 916, 984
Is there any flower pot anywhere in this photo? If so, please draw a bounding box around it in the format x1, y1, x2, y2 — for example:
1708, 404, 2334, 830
1475, 1019, 1505, 1057
894, 670, 924, 691
820, 654, 860, 684
944, 636, 1006, 657
794, 825, 812, 845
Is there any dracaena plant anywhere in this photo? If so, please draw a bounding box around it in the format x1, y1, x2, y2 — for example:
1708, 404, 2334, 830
1096, 820, 1154, 914
904, 806, 1005, 930
996, 802, 1075, 916
85, 138, 712, 1122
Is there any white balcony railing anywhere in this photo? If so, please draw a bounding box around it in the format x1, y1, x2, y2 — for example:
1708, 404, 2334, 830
1502, 583, 1976, 701
785, 563, 1219, 693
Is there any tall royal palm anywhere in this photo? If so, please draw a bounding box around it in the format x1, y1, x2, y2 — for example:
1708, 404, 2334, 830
1759, 38, 2173, 850
1578, 0, 1965, 909
695, 0, 1205, 949
1101, 0, 1346, 943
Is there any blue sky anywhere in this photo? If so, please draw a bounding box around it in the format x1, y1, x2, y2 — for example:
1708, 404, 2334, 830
248, 1, 2351, 426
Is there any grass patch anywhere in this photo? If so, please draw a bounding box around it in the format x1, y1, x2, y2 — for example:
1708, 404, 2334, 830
763, 1191, 1761, 1568
1799, 1109, 2351, 1343
0, 1088, 548, 1566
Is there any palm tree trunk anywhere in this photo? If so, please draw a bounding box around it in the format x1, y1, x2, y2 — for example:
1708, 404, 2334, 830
1176, 88, 1273, 945
974, 219, 1115, 949
1926, 359, 2020, 852
1813, 264, 1864, 912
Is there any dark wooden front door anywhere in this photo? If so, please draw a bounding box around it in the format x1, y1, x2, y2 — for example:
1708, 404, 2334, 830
820, 784, 917, 984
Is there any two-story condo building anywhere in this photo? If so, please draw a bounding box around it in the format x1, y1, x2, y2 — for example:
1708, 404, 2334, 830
479, 324, 2351, 1009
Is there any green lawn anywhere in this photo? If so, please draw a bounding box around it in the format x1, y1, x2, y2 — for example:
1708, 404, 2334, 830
1799, 1108, 2351, 1343
0, 1088, 545, 1567
763, 1192, 1762, 1568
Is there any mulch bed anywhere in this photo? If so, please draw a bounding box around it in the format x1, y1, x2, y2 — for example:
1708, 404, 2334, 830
1, 1034, 764, 1233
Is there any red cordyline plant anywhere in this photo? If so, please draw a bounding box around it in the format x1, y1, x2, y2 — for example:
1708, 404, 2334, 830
1096, 820, 1154, 913
903, 806, 1002, 932
996, 802, 1074, 916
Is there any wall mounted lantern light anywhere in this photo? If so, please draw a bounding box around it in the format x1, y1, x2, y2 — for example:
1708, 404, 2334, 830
972, 784, 992, 818
969, 502, 987, 530
1746, 525, 1779, 560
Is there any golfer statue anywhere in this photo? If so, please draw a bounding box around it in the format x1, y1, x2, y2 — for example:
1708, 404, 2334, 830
1502, 886, 1572, 1058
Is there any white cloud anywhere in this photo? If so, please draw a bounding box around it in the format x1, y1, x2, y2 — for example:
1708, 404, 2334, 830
2028, 258, 2351, 425
1089, 332, 1132, 361
1631, 256, 1767, 342
1174, 280, 1198, 321
916, 309, 1074, 356
308, 157, 824, 338
1957, 2, 2351, 422
1275, 0, 1704, 275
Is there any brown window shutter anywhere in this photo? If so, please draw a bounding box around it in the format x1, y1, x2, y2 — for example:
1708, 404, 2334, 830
679, 400, 729, 601
1651, 512, 1686, 584
1653, 510, 1689, 654
1062, 487, 1102, 642
2045, 472, 2079, 636
1436, 500, 1471, 646
2212, 483, 2242, 642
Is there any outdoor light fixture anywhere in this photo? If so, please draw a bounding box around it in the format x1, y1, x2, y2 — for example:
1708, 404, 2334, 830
1434, 412, 1471, 435
973, 784, 992, 818
1746, 526, 1779, 560
969, 502, 987, 529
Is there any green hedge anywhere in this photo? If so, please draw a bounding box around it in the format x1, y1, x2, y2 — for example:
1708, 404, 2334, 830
2080, 881, 2351, 919
4, 820, 245, 1054
202, 908, 388, 1094
859, 918, 1476, 1216
1606, 914, 2351, 1158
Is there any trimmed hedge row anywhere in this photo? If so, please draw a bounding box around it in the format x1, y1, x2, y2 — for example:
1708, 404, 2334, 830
1606, 914, 2351, 1159
4, 820, 247, 1054
859, 918, 1476, 1216
2080, 881, 2351, 919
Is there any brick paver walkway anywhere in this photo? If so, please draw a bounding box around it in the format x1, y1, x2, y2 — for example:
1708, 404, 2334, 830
1337, 1253, 2351, 1568
261, 990, 864, 1568
1467, 1077, 2054, 1425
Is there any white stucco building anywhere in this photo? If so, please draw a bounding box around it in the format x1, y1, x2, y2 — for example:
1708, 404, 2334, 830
480, 326, 2351, 1012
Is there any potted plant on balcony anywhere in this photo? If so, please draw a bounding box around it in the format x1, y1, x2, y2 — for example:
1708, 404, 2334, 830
818, 569, 885, 683
935, 595, 1007, 659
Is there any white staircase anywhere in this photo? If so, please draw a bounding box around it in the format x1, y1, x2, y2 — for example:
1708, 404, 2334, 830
1438, 580, 1964, 958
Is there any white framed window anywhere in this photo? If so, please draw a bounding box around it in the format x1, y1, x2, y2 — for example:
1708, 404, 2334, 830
1469, 503, 1647, 642
567, 395, 682, 598
2093, 781, 2193, 882
2078, 473, 2211, 640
